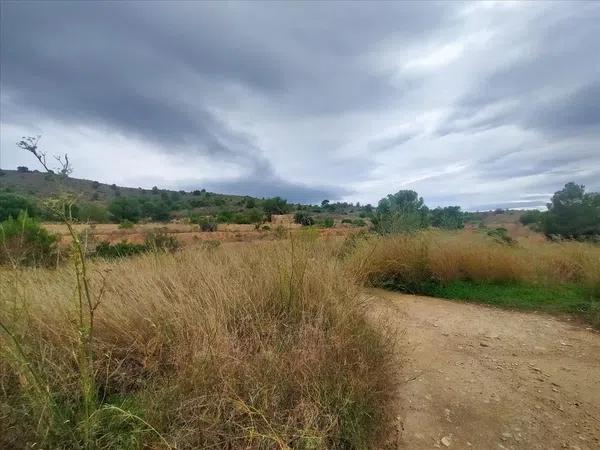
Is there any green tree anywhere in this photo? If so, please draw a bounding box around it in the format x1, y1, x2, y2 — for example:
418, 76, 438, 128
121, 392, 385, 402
263, 197, 290, 216
542, 182, 600, 238
374, 190, 429, 233
430, 206, 464, 229
0, 193, 39, 221
108, 197, 141, 223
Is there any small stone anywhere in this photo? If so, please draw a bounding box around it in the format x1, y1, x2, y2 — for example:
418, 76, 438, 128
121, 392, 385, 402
441, 436, 452, 447
480, 342, 489, 347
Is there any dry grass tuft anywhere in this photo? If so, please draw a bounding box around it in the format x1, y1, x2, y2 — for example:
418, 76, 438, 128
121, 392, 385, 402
347, 230, 600, 326
1, 235, 394, 449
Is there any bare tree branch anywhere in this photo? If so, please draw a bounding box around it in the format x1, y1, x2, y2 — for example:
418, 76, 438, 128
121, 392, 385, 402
54, 153, 73, 177
17, 135, 51, 172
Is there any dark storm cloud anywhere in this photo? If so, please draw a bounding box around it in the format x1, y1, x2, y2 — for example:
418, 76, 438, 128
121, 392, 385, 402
440, 3, 600, 138
1, 1, 599, 206
523, 81, 600, 135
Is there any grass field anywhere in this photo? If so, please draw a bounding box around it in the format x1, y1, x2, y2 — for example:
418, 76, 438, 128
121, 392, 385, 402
0, 234, 394, 449
348, 230, 600, 327
2, 224, 599, 448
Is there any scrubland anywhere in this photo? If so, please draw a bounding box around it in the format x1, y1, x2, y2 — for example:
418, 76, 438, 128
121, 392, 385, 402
2, 227, 599, 449
0, 234, 394, 449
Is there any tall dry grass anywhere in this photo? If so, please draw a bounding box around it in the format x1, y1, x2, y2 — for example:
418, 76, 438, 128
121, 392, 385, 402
349, 230, 600, 286
347, 230, 600, 324
1, 235, 394, 449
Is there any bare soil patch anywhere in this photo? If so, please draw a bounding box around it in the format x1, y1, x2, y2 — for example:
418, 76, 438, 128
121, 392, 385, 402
368, 289, 600, 449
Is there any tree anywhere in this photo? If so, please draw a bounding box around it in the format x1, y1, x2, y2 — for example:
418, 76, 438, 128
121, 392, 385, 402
374, 190, 429, 233
17, 135, 72, 176
519, 210, 542, 226
321, 199, 330, 207
542, 182, 600, 238
263, 197, 290, 216
430, 206, 464, 229
0, 193, 39, 221
108, 197, 141, 223
294, 211, 314, 226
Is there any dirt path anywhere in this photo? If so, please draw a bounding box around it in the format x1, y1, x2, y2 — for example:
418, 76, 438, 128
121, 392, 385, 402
367, 289, 600, 450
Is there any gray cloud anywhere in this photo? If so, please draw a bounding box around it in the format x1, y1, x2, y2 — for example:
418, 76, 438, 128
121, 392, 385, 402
1, 1, 599, 206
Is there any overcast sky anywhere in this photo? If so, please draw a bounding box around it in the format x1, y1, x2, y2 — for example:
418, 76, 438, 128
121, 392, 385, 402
1, 1, 599, 209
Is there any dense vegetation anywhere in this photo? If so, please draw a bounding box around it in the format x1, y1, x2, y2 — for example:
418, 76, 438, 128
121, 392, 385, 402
0, 236, 394, 449
517, 183, 600, 240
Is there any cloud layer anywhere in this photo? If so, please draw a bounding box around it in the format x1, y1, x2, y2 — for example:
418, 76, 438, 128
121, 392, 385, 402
1, 1, 599, 208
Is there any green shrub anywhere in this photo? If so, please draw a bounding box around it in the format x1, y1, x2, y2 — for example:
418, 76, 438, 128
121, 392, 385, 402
0, 211, 58, 266
294, 211, 314, 226
94, 241, 148, 258
519, 209, 542, 226
320, 217, 334, 228
108, 197, 141, 223
119, 220, 135, 229
341, 218, 353, 224
0, 192, 39, 221
144, 229, 180, 252
263, 196, 290, 216
353, 218, 367, 227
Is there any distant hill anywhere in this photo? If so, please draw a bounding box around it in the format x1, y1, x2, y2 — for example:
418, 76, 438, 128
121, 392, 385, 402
0, 169, 244, 204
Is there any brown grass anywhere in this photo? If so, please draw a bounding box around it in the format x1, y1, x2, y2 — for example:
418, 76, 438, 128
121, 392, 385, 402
0, 235, 394, 449
348, 230, 600, 300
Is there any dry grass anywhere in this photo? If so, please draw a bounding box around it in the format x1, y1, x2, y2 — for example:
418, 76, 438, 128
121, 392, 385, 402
0, 234, 394, 449
348, 230, 600, 325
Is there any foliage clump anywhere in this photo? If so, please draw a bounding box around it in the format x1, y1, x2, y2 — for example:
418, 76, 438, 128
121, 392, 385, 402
0, 211, 58, 266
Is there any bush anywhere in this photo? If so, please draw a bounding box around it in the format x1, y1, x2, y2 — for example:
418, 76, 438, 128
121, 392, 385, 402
353, 218, 367, 227
200, 221, 217, 232
520, 209, 542, 226
94, 241, 148, 258
273, 225, 287, 238
263, 196, 290, 216
0, 192, 39, 221
0, 211, 58, 266
430, 206, 464, 229
144, 229, 180, 252
294, 211, 314, 226
75, 202, 110, 223
119, 219, 135, 229
320, 217, 334, 228
108, 197, 141, 223
341, 218, 353, 224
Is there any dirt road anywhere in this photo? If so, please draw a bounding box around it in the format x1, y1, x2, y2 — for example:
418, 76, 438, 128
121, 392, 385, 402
368, 289, 600, 449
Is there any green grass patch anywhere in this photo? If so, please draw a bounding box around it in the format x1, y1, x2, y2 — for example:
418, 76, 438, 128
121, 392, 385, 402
422, 280, 594, 315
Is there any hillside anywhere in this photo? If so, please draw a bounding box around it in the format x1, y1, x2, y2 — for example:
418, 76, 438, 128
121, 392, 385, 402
0, 169, 245, 204
0, 169, 368, 226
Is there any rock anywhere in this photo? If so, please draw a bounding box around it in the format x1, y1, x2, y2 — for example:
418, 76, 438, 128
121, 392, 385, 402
441, 436, 452, 447
480, 342, 489, 347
